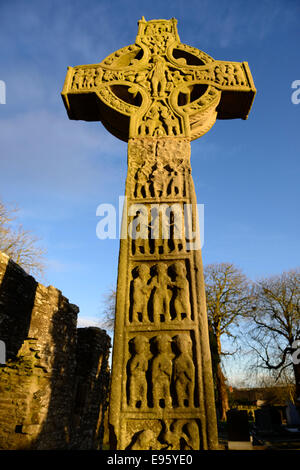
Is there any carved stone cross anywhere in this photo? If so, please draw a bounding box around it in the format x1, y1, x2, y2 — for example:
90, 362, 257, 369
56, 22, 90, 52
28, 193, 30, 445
62, 17, 256, 450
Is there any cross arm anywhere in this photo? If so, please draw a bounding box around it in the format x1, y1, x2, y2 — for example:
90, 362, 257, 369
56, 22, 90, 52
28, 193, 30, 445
170, 59, 256, 120
61, 65, 104, 121
61, 63, 143, 142
201, 60, 256, 120
61, 64, 139, 121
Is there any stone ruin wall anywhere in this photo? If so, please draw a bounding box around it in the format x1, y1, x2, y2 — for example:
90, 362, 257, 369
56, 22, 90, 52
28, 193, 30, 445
0, 250, 111, 450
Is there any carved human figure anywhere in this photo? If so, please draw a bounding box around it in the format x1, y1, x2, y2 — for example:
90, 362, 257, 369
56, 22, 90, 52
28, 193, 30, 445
160, 209, 183, 254
150, 161, 167, 198
169, 165, 184, 197
234, 65, 246, 86
226, 64, 236, 86
135, 163, 151, 198
203, 68, 215, 81
171, 262, 191, 320
131, 264, 150, 322
170, 211, 183, 253
147, 101, 161, 129
94, 67, 103, 87
131, 209, 150, 255
160, 107, 180, 136
215, 64, 227, 85
103, 70, 113, 81
72, 69, 84, 89
150, 56, 168, 97
140, 101, 161, 136
173, 334, 195, 407
172, 70, 183, 86
152, 334, 173, 408
84, 69, 95, 88
150, 263, 171, 322
128, 335, 149, 408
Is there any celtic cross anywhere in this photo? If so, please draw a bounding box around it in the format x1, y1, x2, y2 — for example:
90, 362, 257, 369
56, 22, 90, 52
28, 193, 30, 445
62, 17, 256, 450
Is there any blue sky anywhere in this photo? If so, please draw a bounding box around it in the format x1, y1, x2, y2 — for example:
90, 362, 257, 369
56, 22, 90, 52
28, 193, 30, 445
0, 0, 299, 350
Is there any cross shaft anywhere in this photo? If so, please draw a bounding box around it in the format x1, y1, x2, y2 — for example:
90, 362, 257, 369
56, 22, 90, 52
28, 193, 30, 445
62, 17, 256, 450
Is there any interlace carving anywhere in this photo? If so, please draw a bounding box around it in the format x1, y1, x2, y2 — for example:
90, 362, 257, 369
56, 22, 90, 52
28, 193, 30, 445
62, 17, 256, 141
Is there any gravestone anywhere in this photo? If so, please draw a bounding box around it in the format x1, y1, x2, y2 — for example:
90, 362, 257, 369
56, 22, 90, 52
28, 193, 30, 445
286, 401, 300, 428
227, 409, 252, 450
254, 406, 282, 434
270, 406, 283, 429
62, 17, 256, 450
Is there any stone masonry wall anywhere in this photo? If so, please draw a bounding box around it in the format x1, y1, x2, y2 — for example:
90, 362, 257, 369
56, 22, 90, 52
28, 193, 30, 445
70, 327, 111, 449
0, 251, 111, 450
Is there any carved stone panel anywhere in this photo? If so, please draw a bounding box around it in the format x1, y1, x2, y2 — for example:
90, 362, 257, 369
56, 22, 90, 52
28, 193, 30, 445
129, 205, 187, 256
123, 418, 201, 450
125, 330, 198, 411
129, 261, 193, 325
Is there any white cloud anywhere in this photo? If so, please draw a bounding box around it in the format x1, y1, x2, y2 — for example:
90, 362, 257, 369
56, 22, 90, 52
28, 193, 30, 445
77, 316, 103, 328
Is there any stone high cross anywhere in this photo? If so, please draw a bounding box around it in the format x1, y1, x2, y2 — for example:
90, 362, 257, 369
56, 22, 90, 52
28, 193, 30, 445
62, 17, 256, 450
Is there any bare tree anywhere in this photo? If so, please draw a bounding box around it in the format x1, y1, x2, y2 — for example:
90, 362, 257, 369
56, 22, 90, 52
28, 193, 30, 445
204, 262, 250, 420
0, 200, 46, 278
248, 269, 300, 403
101, 288, 116, 331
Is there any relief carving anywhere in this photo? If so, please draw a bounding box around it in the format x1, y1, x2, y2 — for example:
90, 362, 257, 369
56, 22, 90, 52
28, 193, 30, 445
170, 263, 191, 321
130, 262, 191, 323
128, 336, 149, 409
150, 56, 168, 97
125, 419, 162, 450
151, 334, 173, 408
151, 160, 168, 196
126, 331, 196, 410
132, 159, 186, 199
65, 20, 252, 143
130, 205, 185, 256
138, 101, 182, 138
131, 265, 151, 323
173, 334, 195, 407
134, 162, 151, 198
69, 40, 247, 141
150, 264, 172, 323
162, 419, 200, 450
128, 138, 191, 196
129, 429, 157, 450
126, 418, 200, 450
72, 69, 84, 89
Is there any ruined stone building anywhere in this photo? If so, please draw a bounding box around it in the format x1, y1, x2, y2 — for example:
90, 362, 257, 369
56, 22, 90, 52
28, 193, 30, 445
0, 250, 111, 450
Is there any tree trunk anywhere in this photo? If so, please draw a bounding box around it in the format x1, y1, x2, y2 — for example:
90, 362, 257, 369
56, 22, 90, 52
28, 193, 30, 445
216, 333, 229, 421
216, 363, 229, 421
